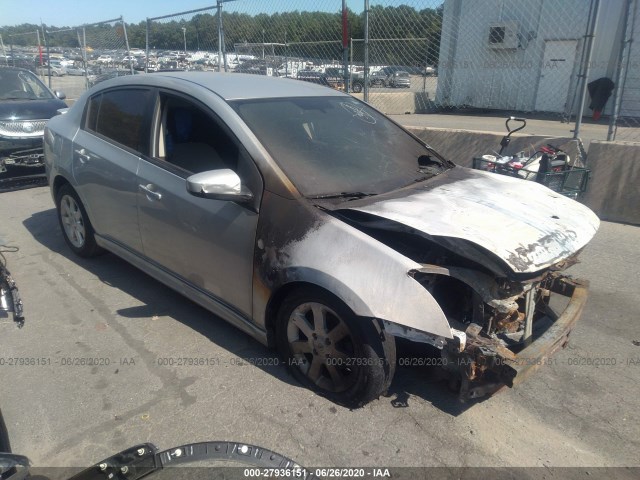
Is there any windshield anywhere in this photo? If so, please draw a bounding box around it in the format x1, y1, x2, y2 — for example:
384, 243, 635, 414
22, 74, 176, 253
0, 69, 54, 100
231, 96, 451, 197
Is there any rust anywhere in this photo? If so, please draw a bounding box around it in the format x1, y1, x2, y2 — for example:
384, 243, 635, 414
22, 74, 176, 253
495, 310, 525, 333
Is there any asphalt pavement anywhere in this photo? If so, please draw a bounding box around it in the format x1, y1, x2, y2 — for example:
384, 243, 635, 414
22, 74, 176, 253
0, 186, 638, 474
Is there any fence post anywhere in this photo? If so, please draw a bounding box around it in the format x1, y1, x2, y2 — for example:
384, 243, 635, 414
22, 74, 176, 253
0, 35, 6, 65
41, 24, 51, 88
145, 19, 150, 73
77, 27, 89, 90
608, 0, 637, 141
574, 0, 601, 140
364, 0, 369, 102
120, 16, 134, 74
342, 0, 349, 92
217, 1, 223, 72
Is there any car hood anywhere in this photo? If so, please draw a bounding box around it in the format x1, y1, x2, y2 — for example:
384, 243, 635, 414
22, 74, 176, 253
0, 98, 67, 121
335, 167, 600, 275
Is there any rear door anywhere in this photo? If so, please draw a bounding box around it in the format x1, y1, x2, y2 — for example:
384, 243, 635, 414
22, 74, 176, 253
72, 87, 153, 253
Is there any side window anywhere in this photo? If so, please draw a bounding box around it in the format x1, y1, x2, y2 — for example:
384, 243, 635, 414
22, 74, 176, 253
84, 89, 151, 153
156, 94, 242, 175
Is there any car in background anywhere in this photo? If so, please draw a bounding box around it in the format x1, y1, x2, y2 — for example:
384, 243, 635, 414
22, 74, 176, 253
296, 69, 344, 90
0, 66, 66, 189
36, 62, 67, 77
87, 69, 136, 87
44, 72, 598, 407
96, 55, 112, 64
367, 70, 385, 87
388, 70, 411, 88
65, 65, 87, 76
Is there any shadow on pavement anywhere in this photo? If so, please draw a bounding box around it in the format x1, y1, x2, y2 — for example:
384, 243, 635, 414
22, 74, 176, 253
22, 207, 297, 390
23, 206, 483, 414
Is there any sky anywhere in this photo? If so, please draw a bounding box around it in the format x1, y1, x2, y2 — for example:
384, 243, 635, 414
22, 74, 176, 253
0, 0, 437, 28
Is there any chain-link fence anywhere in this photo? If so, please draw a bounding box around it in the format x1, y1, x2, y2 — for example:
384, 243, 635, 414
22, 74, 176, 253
3, 1, 640, 142
145, 6, 218, 72
607, 0, 640, 142
41, 18, 133, 96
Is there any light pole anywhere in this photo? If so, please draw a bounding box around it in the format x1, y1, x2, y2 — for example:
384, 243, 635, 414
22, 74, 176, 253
182, 27, 187, 54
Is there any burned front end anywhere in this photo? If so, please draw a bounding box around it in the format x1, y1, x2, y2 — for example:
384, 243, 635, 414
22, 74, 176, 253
410, 262, 588, 400
331, 198, 598, 401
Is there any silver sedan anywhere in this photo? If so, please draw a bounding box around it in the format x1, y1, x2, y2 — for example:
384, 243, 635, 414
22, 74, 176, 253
44, 72, 599, 406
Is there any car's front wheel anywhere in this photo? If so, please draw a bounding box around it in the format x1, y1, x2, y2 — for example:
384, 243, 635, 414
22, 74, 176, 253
276, 287, 395, 407
56, 184, 103, 257
351, 82, 363, 93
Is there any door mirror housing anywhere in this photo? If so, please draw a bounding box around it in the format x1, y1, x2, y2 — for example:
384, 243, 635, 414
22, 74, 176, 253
186, 169, 253, 202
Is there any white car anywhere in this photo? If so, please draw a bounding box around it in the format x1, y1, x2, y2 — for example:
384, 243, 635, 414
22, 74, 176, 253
96, 55, 112, 64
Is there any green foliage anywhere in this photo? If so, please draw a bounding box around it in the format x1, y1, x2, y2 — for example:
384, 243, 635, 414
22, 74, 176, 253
0, 5, 443, 65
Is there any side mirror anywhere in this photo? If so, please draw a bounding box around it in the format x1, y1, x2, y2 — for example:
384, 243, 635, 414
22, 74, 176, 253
186, 169, 253, 202
54, 90, 66, 100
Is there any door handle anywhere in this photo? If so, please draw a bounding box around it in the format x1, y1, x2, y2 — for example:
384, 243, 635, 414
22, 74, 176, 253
74, 148, 91, 164
139, 184, 162, 201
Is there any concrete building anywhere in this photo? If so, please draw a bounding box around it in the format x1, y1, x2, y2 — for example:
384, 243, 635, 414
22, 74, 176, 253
435, 0, 633, 116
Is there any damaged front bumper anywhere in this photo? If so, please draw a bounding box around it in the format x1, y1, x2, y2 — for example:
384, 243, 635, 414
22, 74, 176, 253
1, 147, 45, 172
0, 147, 47, 192
441, 274, 588, 401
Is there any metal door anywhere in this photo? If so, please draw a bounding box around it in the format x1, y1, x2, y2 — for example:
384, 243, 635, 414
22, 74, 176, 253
136, 159, 258, 318
72, 129, 143, 253
535, 40, 578, 112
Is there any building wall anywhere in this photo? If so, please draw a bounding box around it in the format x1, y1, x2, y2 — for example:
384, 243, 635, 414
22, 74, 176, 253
620, 0, 640, 117
437, 0, 625, 114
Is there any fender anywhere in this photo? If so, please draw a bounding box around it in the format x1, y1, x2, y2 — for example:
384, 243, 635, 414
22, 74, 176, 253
253, 191, 452, 340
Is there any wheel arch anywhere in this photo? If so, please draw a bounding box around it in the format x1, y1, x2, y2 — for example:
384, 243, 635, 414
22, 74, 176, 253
264, 276, 369, 348
52, 174, 71, 199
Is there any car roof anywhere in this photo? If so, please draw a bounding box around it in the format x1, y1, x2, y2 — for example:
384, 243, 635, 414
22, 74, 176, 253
101, 71, 347, 101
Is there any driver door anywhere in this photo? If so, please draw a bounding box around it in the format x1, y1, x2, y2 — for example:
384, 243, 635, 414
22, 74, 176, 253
136, 91, 262, 318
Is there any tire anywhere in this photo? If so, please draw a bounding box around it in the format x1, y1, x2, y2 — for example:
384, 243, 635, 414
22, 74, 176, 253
276, 287, 396, 407
55, 184, 103, 257
352, 82, 363, 93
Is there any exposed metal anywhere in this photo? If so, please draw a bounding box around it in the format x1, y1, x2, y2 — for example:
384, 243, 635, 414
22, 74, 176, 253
345, 167, 600, 274
0, 248, 24, 328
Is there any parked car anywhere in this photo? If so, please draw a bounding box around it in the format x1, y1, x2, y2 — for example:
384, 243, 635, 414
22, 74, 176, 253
369, 69, 389, 87
0, 66, 66, 188
388, 70, 411, 88
296, 70, 343, 89
44, 73, 599, 406
36, 62, 67, 77
87, 69, 136, 87
96, 55, 112, 64
65, 65, 86, 76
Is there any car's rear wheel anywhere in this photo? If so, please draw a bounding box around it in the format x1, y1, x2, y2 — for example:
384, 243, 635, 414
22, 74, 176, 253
352, 82, 363, 93
276, 287, 395, 407
56, 184, 103, 257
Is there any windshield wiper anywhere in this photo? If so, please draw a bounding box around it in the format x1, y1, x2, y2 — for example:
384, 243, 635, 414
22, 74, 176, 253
309, 191, 377, 200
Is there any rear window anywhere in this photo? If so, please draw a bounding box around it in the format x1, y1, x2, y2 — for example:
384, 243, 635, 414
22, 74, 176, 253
84, 88, 151, 153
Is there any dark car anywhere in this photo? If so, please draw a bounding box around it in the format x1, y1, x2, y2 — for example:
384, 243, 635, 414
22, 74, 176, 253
388, 70, 411, 88
296, 70, 343, 89
0, 66, 67, 190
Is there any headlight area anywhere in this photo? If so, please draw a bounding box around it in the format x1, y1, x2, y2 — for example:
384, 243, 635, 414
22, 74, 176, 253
402, 265, 589, 401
